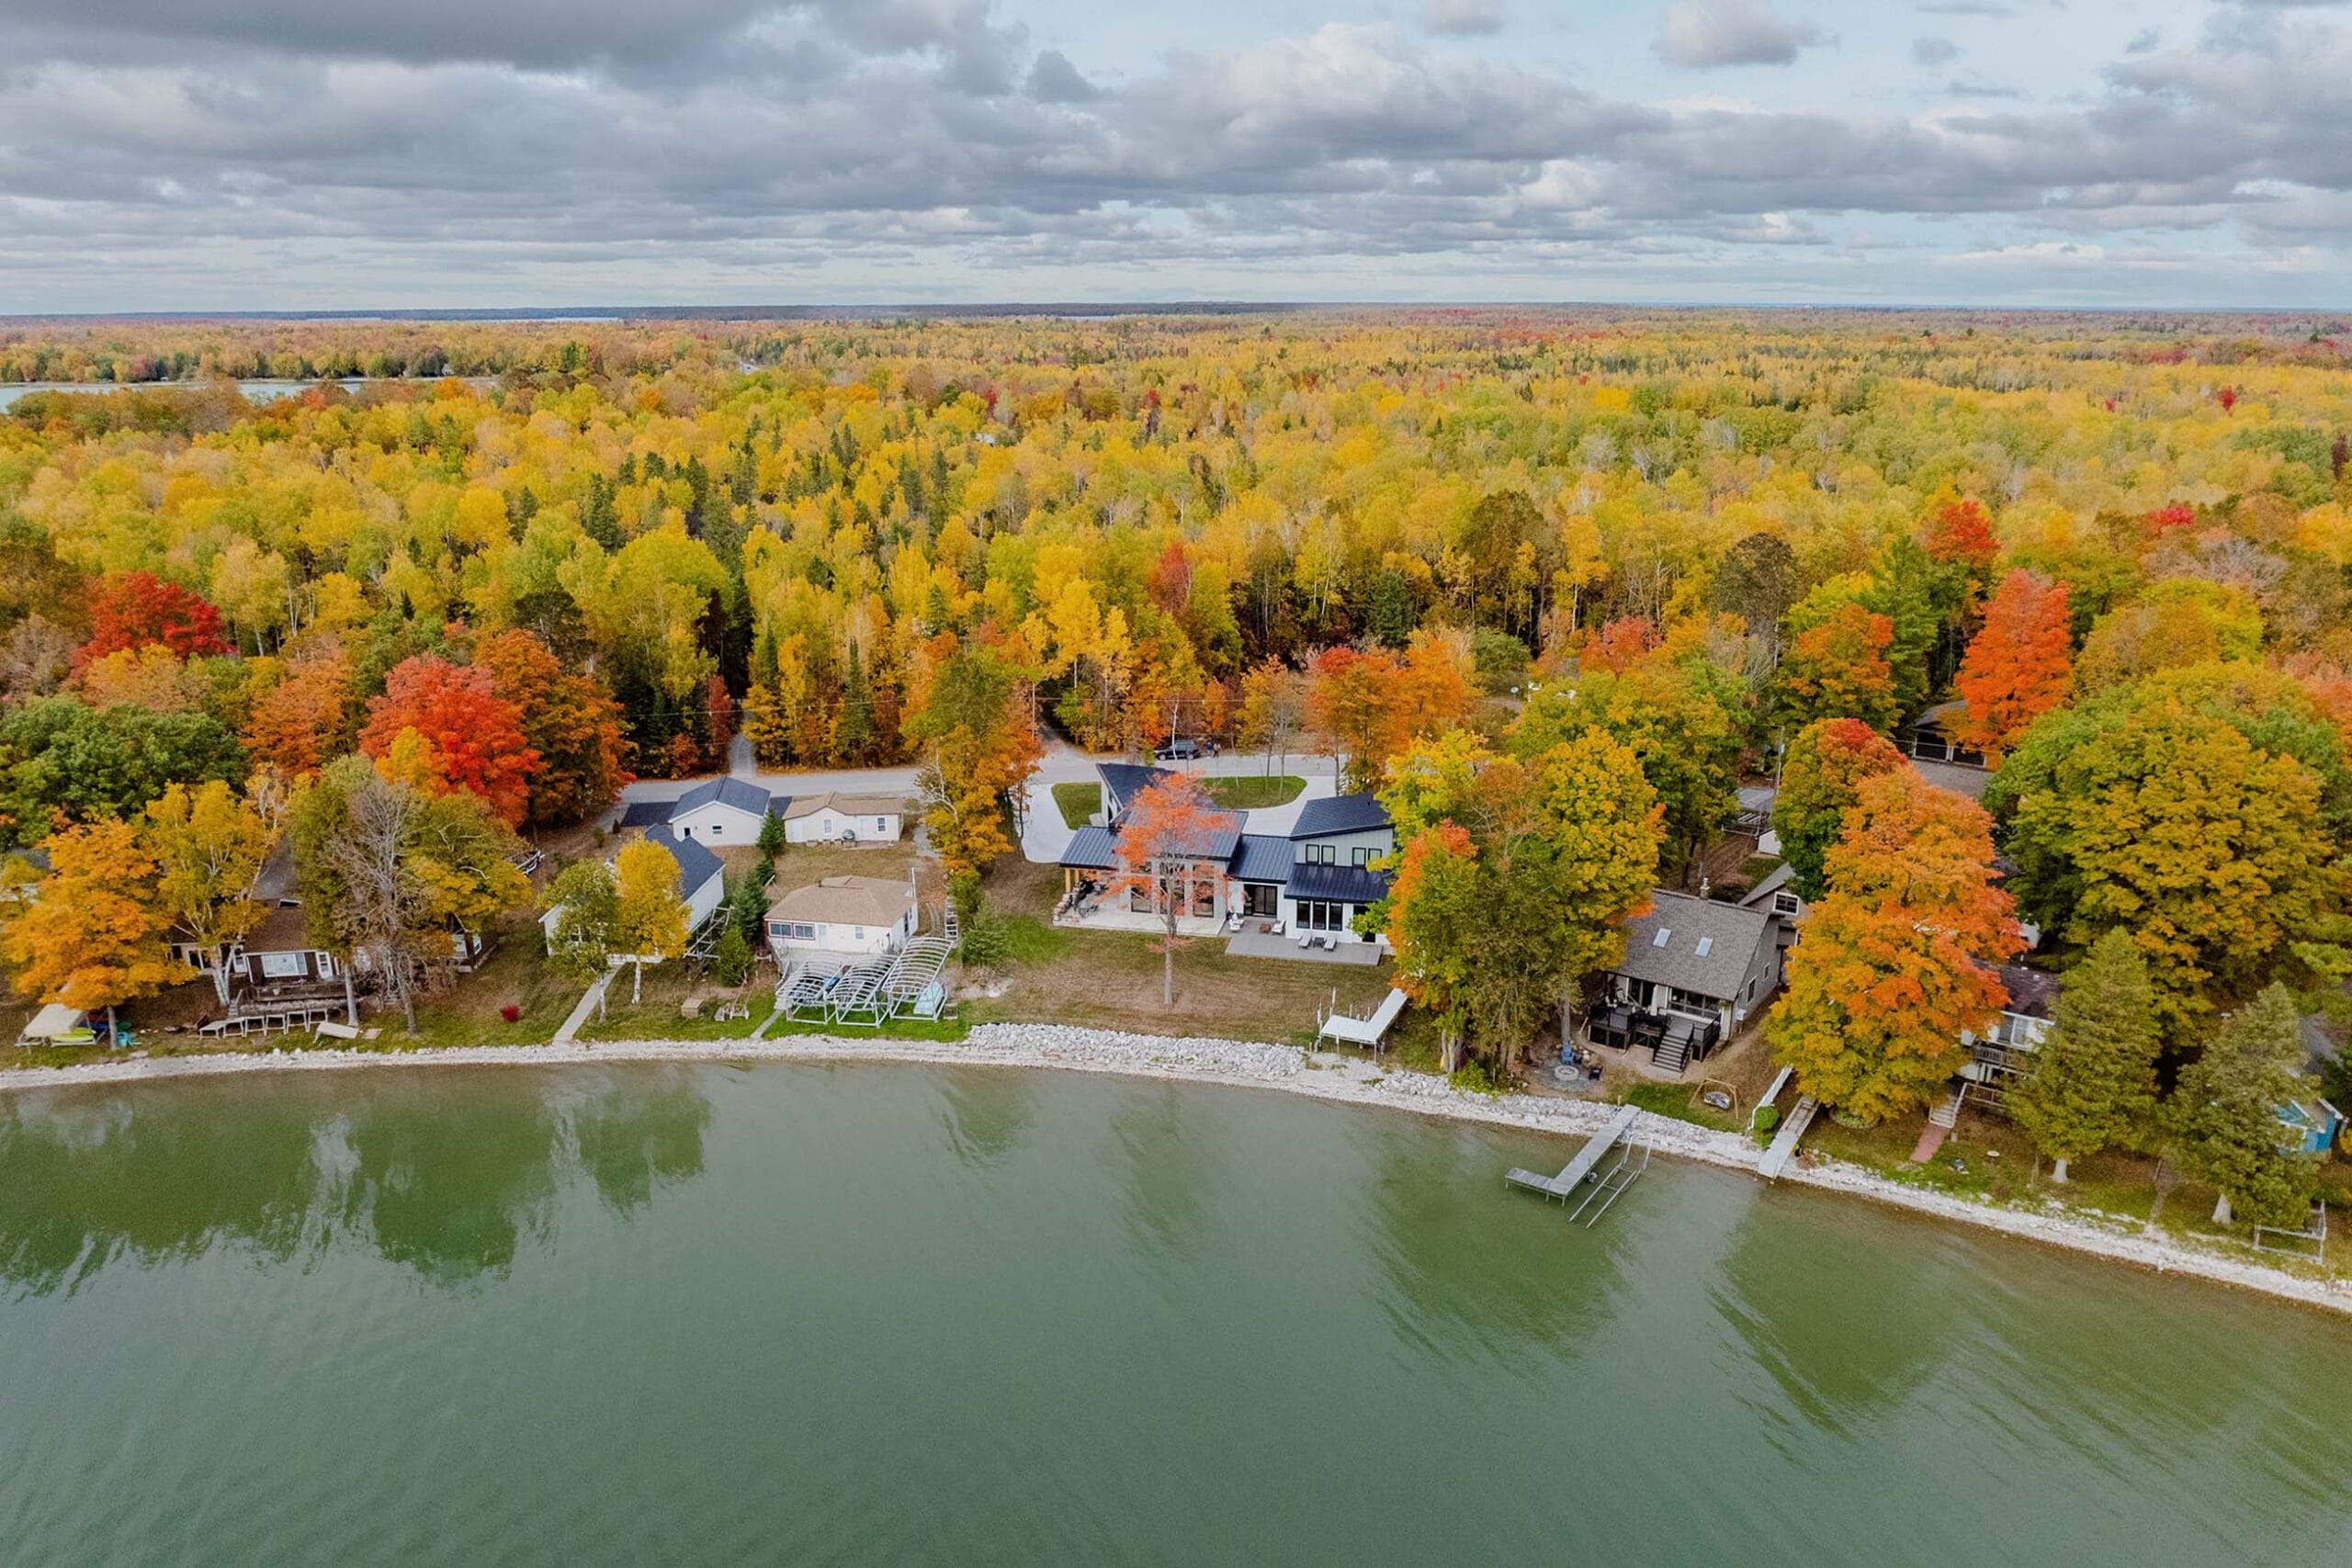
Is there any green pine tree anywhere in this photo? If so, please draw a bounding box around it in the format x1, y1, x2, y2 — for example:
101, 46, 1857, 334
2009, 931, 2161, 1181
835, 642, 874, 763
2162, 985, 2319, 1226
711, 921, 753, 987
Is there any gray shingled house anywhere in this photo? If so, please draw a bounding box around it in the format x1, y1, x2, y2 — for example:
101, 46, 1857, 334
1590, 891, 1783, 1073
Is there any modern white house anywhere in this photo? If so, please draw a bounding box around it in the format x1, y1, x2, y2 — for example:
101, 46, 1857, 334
660, 776, 787, 844
764, 874, 918, 963
540, 826, 727, 944
781, 791, 905, 845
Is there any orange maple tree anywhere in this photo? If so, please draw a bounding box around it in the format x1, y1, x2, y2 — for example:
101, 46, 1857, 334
1949, 569, 2073, 761
359, 656, 538, 827
1767, 770, 2020, 1121
244, 652, 358, 777
1304, 646, 1401, 792
1, 818, 186, 1036
1776, 602, 1900, 731
1922, 497, 2000, 576
475, 630, 631, 828
1103, 775, 1232, 1006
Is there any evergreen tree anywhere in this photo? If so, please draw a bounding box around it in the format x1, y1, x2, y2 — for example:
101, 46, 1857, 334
835, 642, 874, 763
2163, 985, 2319, 1225
2009, 930, 2160, 1181
1368, 568, 1416, 649
711, 922, 753, 987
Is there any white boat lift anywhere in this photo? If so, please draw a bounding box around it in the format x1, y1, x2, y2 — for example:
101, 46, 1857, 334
1505, 1104, 1651, 1225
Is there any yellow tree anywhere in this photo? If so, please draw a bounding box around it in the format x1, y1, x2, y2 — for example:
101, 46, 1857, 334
143, 780, 272, 1005
611, 838, 689, 1002
2, 819, 187, 1037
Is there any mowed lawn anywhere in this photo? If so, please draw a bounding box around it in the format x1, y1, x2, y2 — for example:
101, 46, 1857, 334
967, 921, 1396, 1044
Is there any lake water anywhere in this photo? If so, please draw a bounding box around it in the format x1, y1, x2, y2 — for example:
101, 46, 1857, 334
0, 378, 495, 410
0, 1063, 2345, 1566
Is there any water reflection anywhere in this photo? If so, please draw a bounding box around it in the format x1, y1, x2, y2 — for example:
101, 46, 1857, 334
1357, 1121, 1623, 1361
934, 1068, 1036, 1170
570, 1069, 713, 1217
0, 1069, 717, 1293
1713, 1193, 1967, 1431
0, 1085, 324, 1296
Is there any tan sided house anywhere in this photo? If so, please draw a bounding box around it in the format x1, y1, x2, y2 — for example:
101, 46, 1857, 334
781, 792, 905, 845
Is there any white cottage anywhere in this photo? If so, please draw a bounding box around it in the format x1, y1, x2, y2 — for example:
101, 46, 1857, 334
663, 776, 786, 845
781, 791, 905, 845
764, 875, 918, 962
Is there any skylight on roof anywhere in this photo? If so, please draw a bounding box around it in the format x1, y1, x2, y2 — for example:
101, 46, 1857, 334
1695, 936, 1713, 957
1652, 928, 1671, 947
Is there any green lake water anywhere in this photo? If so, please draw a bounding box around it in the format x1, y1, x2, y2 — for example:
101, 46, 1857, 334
0, 1063, 2346, 1566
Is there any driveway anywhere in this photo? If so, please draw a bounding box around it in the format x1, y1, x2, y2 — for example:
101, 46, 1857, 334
621, 741, 1339, 865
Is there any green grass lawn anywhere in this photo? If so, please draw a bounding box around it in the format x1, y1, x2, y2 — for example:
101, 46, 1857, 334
1204, 774, 1305, 811
393, 935, 580, 1049
1622, 1079, 1743, 1132
1051, 782, 1102, 829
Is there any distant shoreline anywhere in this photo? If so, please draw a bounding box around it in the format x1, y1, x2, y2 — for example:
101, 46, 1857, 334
3, 1025, 2345, 1318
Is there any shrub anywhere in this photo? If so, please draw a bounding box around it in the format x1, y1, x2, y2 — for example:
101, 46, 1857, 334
712, 922, 753, 987
499, 1004, 522, 1024
957, 915, 1010, 970
1752, 1104, 1781, 1138
949, 868, 984, 925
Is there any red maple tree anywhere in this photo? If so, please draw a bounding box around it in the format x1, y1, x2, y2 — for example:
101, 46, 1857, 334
1949, 570, 2073, 761
81, 571, 232, 661
360, 656, 538, 826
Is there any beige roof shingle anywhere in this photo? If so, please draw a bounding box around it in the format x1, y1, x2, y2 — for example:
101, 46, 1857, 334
766, 875, 914, 930
782, 791, 906, 820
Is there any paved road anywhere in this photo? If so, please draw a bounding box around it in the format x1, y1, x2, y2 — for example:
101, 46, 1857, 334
620, 742, 1340, 865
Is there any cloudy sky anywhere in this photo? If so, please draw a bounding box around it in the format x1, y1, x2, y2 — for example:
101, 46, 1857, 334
2, 0, 2349, 310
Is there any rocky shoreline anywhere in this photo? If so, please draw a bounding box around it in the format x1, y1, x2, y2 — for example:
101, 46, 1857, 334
3, 1022, 2346, 1317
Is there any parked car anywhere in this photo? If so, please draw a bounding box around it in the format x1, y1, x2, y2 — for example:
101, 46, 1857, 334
1155, 739, 1203, 761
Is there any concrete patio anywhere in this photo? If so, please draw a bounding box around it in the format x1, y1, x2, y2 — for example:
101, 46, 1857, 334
1226, 926, 1383, 966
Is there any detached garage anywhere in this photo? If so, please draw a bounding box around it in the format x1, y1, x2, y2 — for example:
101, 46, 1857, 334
666, 777, 786, 845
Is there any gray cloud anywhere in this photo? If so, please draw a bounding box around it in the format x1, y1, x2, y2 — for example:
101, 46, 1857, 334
1912, 36, 1960, 65
1655, 0, 1825, 69
0, 6, 2349, 306
1418, 0, 1508, 37
1026, 49, 1100, 103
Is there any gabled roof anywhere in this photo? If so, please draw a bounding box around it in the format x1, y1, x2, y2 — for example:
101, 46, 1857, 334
1286, 862, 1391, 904
1740, 861, 1797, 908
783, 790, 904, 819
1096, 761, 1179, 817
1060, 825, 1121, 870
1229, 833, 1295, 883
1995, 964, 2061, 1021
640, 825, 723, 896
673, 775, 784, 818
1612, 892, 1775, 1001
1289, 794, 1391, 840
617, 800, 672, 829
766, 875, 914, 930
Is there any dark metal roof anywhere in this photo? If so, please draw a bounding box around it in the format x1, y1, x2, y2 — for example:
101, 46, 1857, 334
1289, 793, 1391, 840
673, 775, 783, 818
1170, 814, 1244, 863
1612, 892, 1775, 1000
1229, 833, 1295, 883
640, 825, 724, 895
1059, 825, 1120, 870
1096, 761, 1179, 817
1285, 862, 1391, 904
617, 800, 672, 829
